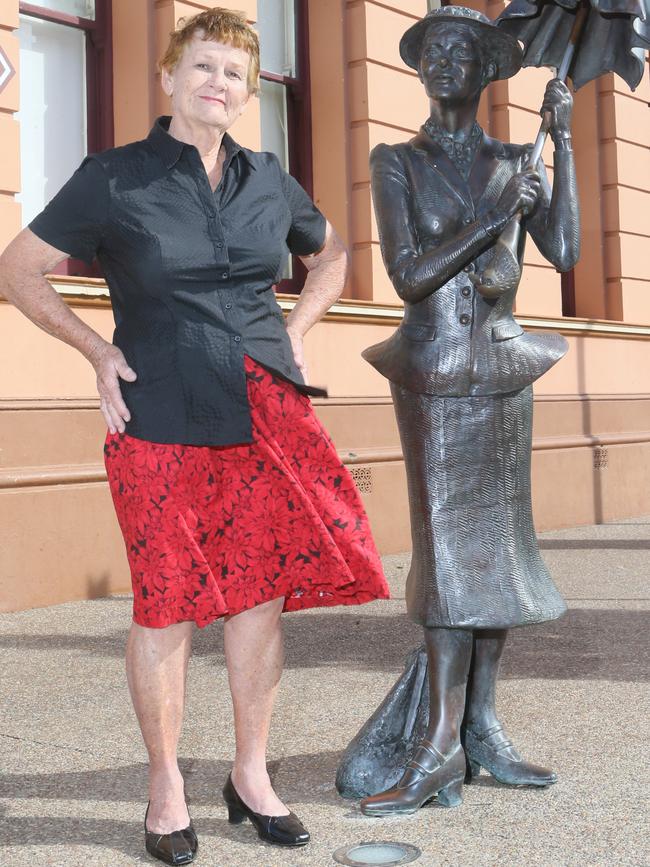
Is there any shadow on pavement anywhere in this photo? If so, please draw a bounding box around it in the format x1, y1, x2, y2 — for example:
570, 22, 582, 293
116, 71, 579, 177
0, 750, 348, 858
0, 608, 648, 681
0, 811, 279, 859
0, 754, 344, 806
538, 539, 650, 549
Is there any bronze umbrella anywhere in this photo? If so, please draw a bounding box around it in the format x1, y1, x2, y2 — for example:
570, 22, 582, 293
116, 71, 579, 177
466, 0, 650, 294
497, 0, 650, 162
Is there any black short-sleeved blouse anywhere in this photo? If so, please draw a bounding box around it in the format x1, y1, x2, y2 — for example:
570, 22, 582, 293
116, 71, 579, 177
29, 116, 327, 446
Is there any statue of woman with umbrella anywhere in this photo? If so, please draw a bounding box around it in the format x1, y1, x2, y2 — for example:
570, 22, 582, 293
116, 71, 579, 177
335, 0, 648, 815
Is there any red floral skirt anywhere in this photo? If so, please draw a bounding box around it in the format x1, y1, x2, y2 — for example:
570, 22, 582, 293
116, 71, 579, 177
104, 356, 390, 628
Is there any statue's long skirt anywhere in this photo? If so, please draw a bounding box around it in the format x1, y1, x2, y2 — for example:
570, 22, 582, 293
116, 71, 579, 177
390, 384, 566, 629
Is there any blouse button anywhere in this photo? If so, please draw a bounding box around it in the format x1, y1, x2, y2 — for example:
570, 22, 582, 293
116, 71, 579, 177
459, 313, 471, 326
461, 286, 471, 298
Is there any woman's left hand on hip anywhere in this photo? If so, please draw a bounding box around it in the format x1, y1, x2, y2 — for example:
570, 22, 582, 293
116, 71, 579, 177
286, 326, 309, 384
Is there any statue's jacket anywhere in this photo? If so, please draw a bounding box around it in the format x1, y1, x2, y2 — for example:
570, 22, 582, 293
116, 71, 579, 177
363, 130, 568, 397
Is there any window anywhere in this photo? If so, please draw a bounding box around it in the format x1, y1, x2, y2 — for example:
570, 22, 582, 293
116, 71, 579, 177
257, 0, 313, 292
16, 1, 113, 277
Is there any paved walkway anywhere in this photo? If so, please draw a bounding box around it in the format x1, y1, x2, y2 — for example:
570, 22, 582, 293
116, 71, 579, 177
1, 519, 649, 866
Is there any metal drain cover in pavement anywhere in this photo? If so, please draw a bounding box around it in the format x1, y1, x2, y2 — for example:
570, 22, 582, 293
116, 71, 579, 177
332, 841, 421, 866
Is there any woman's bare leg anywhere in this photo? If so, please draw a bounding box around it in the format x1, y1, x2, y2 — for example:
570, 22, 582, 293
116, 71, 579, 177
126, 620, 193, 833
224, 596, 288, 815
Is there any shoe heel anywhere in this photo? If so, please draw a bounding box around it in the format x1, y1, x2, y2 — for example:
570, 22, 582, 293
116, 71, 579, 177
437, 776, 464, 808
227, 805, 247, 824
465, 757, 481, 783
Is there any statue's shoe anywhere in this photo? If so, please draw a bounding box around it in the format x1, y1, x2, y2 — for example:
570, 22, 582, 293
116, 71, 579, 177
360, 741, 465, 816
463, 724, 557, 787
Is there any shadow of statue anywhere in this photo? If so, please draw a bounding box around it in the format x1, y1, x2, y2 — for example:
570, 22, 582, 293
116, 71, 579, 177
0, 607, 647, 682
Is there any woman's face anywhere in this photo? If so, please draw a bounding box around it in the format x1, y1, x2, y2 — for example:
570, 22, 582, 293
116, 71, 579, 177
419, 23, 485, 103
162, 34, 251, 131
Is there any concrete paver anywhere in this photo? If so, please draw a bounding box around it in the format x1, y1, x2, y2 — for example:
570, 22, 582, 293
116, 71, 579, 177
1, 519, 649, 866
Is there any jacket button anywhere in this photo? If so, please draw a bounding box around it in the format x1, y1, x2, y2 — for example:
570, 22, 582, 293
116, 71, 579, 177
234, 335, 241, 342
459, 313, 471, 326
461, 286, 471, 297
464, 263, 475, 273
225, 303, 232, 309
463, 217, 472, 225
221, 272, 228, 279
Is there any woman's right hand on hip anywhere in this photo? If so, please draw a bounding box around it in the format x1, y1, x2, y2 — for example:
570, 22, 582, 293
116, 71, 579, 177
90, 341, 137, 434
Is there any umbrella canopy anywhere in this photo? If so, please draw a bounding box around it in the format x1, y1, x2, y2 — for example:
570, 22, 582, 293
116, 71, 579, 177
497, 0, 650, 90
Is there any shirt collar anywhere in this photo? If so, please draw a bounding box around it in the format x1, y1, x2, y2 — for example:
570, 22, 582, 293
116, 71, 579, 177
148, 116, 256, 171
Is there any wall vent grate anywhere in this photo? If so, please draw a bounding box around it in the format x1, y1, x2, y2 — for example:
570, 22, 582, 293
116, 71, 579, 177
593, 446, 609, 470
350, 466, 373, 494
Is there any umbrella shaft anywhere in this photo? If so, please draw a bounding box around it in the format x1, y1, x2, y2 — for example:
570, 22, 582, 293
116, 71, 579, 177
528, 3, 588, 167
529, 38, 572, 165
558, 41, 577, 82
530, 125, 548, 167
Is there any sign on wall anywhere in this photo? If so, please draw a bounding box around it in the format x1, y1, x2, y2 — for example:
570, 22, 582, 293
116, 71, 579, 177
0, 44, 15, 94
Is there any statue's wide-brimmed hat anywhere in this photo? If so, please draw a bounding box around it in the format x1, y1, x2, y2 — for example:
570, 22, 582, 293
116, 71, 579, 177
400, 6, 522, 81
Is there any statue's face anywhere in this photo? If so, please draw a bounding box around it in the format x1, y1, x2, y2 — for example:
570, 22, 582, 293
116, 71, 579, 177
419, 23, 484, 103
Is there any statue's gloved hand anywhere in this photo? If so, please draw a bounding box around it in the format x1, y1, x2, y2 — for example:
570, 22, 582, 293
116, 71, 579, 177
541, 78, 573, 145
494, 170, 541, 218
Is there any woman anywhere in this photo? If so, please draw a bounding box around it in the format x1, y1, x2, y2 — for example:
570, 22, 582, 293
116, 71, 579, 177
0, 8, 389, 863
351, 6, 579, 814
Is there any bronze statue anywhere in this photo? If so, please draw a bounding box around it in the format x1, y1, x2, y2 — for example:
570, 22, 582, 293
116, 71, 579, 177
335, 6, 580, 813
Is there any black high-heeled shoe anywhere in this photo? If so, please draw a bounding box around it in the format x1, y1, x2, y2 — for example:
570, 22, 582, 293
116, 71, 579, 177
463, 724, 558, 787
144, 802, 198, 865
222, 773, 310, 847
359, 740, 466, 816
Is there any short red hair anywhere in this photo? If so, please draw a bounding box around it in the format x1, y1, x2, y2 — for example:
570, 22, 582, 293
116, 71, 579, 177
160, 7, 260, 94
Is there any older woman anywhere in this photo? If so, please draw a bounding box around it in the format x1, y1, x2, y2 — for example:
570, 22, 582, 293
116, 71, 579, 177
351, 7, 579, 815
0, 8, 388, 863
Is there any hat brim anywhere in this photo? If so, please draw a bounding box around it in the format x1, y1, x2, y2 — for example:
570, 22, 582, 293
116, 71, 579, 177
400, 15, 522, 81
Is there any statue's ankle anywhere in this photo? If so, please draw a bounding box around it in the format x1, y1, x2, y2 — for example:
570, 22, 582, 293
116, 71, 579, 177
463, 713, 501, 735
422, 729, 462, 758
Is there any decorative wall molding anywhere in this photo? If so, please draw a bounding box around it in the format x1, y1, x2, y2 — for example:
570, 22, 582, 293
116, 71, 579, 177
3, 433, 650, 491
3, 393, 650, 412
3, 280, 650, 337
0, 464, 107, 490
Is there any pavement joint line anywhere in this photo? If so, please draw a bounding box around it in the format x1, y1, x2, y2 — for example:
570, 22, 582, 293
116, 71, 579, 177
564, 597, 650, 601
0, 732, 123, 761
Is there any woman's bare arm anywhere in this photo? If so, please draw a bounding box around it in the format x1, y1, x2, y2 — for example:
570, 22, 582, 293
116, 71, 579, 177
0, 228, 136, 433
284, 221, 348, 381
